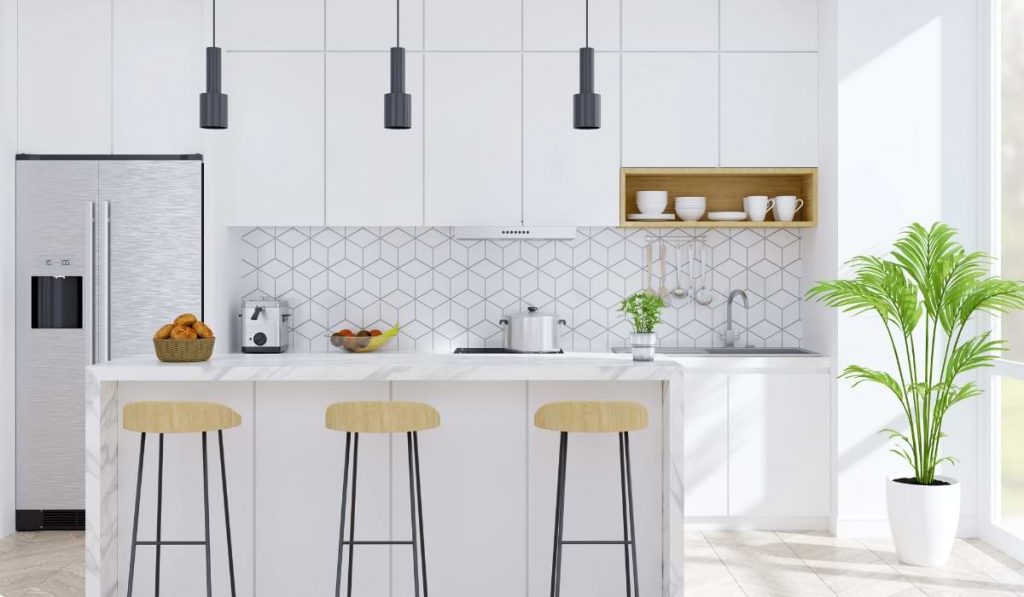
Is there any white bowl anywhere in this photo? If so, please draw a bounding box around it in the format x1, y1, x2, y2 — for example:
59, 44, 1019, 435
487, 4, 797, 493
675, 207, 705, 222
636, 191, 668, 215
674, 196, 706, 205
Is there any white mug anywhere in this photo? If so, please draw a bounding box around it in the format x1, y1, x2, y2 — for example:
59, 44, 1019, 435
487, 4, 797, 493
772, 195, 804, 222
744, 195, 774, 222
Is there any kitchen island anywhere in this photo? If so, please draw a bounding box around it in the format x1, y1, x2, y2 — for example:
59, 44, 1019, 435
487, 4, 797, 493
85, 353, 685, 597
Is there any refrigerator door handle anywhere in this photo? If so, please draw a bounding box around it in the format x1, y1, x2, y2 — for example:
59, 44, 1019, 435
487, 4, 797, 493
102, 200, 111, 363
85, 202, 96, 365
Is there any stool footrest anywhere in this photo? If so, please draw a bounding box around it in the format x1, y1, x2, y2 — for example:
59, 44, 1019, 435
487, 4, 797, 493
561, 540, 634, 545
134, 540, 207, 546
342, 540, 414, 545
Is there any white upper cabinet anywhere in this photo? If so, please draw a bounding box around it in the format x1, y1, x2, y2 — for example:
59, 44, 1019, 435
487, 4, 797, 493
218, 53, 325, 226
622, 53, 718, 167
728, 373, 830, 518
112, 0, 203, 153
327, 0, 423, 50
424, 54, 522, 226
18, 0, 111, 153
220, 0, 324, 50
622, 0, 717, 51
523, 0, 618, 51
721, 0, 818, 51
425, 0, 521, 50
720, 53, 817, 167
326, 53, 423, 226
523, 53, 619, 227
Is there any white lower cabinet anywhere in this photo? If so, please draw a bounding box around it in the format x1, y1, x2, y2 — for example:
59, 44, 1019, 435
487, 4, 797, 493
681, 373, 729, 517
390, 382, 527, 597
727, 373, 830, 518
681, 371, 830, 521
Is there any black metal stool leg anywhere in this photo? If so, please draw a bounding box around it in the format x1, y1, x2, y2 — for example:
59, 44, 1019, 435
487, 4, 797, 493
346, 433, 360, 597
624, 432, 640, 597
618, 433, 633, 597
155, 433, 164, 597
218, 430, 238, 597
335, 432, 352, 597
202, 431, 212, 597
549, 431, 568, 597
127, 432, 146, 597
413, 431, 429, 597
407, 432, 421, 597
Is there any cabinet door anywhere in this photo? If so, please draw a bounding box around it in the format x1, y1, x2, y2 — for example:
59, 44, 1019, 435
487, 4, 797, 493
721, 0, 818, 52
391, 382, 527, 597
253, 382, 391, 596
523, 53, 619, 227
622, 0, 717, 51
18, 0, 111, 153
528, 382, 663, 597
327, 0, 423, 50
727, 373, 829, 517
326, 53, 423, 226
425, 0, 520, 50
523, 0, 617, 51
218, 53, 325, 226
219, 0, 323, 50
622, 53, 718, 167
424, 54, 522, 226
720, 53, 818, 167
682, 373, 729, 517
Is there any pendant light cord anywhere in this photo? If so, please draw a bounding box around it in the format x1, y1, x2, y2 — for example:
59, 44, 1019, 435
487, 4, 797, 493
585, 0, 589, 48
212, 0, 217, 47
396, 0, 400, 46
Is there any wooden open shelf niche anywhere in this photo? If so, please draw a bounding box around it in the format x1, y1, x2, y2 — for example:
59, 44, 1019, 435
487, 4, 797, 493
620, 167, 818, 228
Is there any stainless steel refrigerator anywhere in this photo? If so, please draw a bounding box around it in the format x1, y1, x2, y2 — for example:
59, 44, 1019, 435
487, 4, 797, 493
15, 155, 203, 530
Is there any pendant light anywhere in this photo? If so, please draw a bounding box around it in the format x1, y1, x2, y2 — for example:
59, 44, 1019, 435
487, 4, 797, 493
385, 0, 411, 129
573, 0, 600, 129
200, 0, 228, 129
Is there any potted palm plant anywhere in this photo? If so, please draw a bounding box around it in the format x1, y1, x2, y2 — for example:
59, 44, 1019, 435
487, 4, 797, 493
808, 223, 1024, 566
620, 290, 666, 361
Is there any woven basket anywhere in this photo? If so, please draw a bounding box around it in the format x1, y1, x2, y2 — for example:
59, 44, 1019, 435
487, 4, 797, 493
153, 338, 215, 363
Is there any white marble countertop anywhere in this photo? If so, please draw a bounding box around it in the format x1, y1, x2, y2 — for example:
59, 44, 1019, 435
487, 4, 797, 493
86, 352, 685, 382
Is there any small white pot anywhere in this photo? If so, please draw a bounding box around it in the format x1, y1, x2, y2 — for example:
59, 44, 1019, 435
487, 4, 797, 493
630, 333, 657, 361
886, 476, 960, 566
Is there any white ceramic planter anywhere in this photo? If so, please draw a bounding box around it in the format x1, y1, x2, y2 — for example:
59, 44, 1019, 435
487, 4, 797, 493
630, 332, 657, 362
886, 476, 960, 566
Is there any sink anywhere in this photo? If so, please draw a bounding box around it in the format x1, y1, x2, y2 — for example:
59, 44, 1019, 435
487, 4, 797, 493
610, 347, 817, 356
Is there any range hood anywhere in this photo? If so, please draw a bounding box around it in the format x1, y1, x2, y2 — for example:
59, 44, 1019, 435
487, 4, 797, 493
453, 227, 576, 240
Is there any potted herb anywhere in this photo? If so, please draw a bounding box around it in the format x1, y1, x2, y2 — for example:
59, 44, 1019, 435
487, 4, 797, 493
620, 290, 666, 362
808, 223, 1024, 566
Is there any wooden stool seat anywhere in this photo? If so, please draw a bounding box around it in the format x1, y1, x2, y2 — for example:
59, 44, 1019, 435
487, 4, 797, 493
123, 401, 242, 434
534, 401, 648, 433
325, 401, 441, 433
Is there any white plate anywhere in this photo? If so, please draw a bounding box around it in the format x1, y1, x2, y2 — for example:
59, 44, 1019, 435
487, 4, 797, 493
627, 213, 676, 221
707, 211, 748, 222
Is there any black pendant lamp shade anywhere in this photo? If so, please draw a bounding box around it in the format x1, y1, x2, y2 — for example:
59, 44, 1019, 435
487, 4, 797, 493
385, 0, 411, 129
200, 0, 227, 129
385, 47, 412, 129
574, 47, 601, 130
200, 47, 228, 129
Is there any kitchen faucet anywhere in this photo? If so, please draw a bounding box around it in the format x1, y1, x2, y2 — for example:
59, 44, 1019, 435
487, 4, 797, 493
722, 289, 750, 348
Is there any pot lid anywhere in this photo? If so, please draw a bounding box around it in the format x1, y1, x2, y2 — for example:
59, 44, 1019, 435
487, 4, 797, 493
507, 305, 558, 319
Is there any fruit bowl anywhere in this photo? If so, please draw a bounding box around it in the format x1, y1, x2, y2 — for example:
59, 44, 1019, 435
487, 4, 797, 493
329, 325, 399, 353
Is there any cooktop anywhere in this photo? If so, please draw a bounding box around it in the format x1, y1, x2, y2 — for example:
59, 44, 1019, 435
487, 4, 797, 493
453, 348, 564, 354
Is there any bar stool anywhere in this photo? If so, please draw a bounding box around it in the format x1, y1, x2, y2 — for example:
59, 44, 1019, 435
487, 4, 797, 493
534, 401, 649, 597
326, 401, 441, 597
122, 401, 242, 597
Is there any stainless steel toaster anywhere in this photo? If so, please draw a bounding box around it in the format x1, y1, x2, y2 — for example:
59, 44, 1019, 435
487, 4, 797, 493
241, 298, 290, 353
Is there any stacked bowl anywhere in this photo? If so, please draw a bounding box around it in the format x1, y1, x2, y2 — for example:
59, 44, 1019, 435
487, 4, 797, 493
674, 197, 706, 222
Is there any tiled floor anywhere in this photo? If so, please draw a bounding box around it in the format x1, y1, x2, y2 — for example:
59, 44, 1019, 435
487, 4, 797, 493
1, 530, 1024, 596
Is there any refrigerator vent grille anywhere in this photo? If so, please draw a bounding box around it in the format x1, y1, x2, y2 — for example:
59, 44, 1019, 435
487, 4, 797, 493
16, 509, 85, 531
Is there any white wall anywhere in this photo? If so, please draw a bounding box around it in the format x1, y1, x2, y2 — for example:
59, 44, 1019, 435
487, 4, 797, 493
811, 0, 983, 536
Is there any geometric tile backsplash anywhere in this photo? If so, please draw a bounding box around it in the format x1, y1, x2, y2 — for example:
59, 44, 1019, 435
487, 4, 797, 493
236, 226, 803, 353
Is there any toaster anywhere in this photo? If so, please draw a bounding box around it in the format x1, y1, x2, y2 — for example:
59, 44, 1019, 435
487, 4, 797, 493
241, 299, 290, 353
